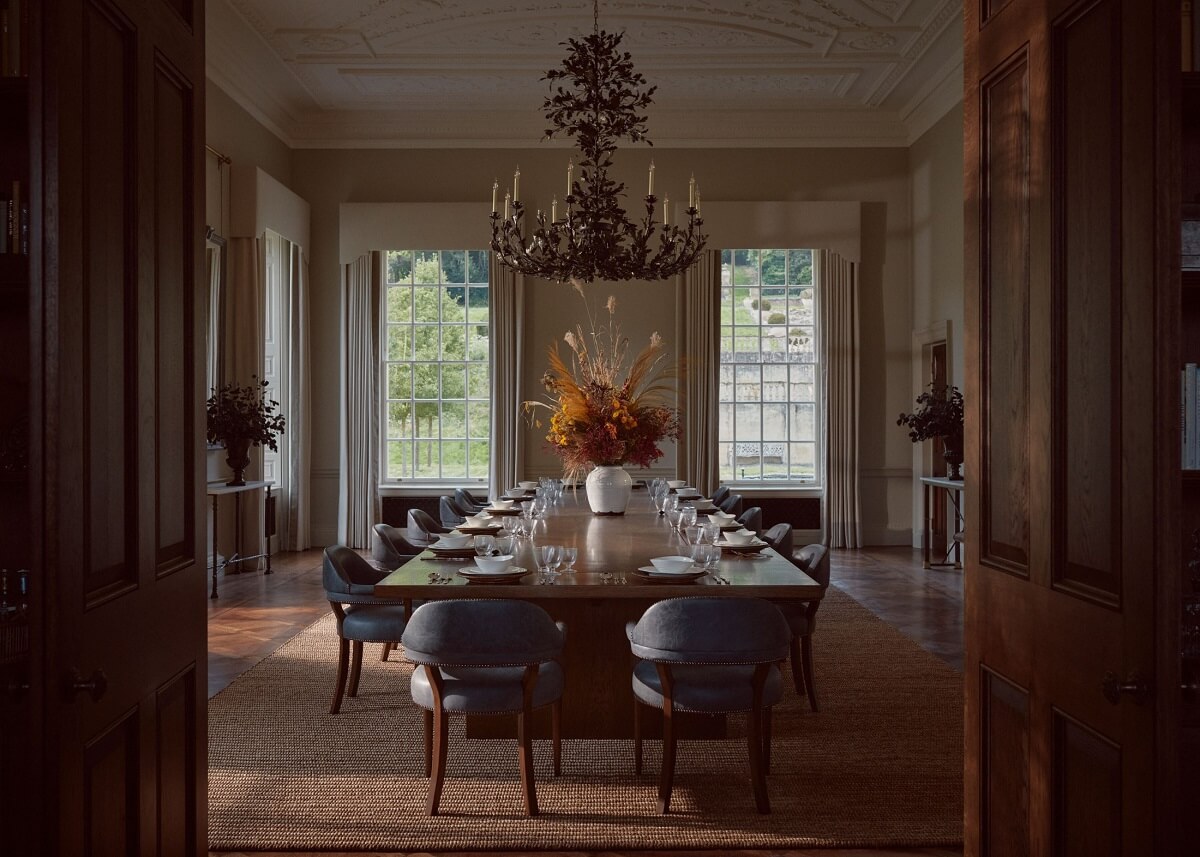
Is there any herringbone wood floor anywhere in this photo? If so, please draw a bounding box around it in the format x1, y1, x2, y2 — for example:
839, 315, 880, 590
207, 546, 964, 857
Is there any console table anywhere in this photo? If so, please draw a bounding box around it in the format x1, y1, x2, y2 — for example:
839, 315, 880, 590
920, 476, 964, 569
206, 480, 274, 599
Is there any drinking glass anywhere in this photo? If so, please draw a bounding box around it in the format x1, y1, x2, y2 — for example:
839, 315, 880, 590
663, 494, 680, 513
653, 488, 670, 515
680, 506, 697, 528
699, 543, 722, 570
701, 522, 721, 544
535, 544, 562, 582
559, 546, 578, 572
684, 525, 703, 546
665, 508, 683, 531
494, 534, 515, 556
532, 497, 549, 518
474, 535, 496, 557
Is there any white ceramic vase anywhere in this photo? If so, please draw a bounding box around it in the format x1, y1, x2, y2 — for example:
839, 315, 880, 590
585, 465, 632, 515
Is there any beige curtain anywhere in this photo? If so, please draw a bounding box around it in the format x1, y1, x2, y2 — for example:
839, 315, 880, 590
225, 237, 265, 564
488, 261, 525, 497
818, 249, 862, 548
279, 240, 311, 549
675, 250, 722, 495
338, 251, 383, 548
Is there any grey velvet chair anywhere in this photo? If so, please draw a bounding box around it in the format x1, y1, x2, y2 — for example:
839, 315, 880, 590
737, 506, 763, 534
710, 485, 731, 507
454, 487, 488, 513
322, 546, 409, 715
406, 508, 449, 548
761, 522, 794, 557
438, 495, 468, 528
626, 597, 791, 814
718, 492, 744, 516
372, 523, 420, 570
776, 543, 830, 710
401, 599, 567, 816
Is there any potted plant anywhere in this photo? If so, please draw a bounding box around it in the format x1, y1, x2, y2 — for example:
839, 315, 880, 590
206, 378, 286, 486
897, 384, 965, 480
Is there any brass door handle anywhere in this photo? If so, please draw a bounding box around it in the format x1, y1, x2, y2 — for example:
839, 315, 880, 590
67, 668, 108, 702
1102, 671, 1150, 706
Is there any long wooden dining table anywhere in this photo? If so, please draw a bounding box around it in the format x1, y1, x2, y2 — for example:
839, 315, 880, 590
374, 491, 822, 739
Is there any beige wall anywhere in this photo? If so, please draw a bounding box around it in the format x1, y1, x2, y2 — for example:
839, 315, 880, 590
291, 146, 918, 545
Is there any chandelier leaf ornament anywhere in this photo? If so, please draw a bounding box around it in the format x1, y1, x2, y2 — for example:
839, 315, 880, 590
489, 0, 707, 284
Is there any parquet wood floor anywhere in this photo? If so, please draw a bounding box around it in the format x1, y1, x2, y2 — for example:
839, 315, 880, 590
207, 545, 964, 856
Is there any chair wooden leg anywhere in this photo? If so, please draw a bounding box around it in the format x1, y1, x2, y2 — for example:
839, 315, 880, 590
552, 699, 562, 776
748, 665, 771, 813
801, 634, 819, 711
517, 710, 539, 816
347, 640, 364, 697
789, 635, 806, 695
329, 637, 350, 715
762, 704, 773, 776
633, 698, 643, 775
427, 705, 449, 816
657, 703, 676, 814
422, 709, 433, 778
380, 642, 394, 662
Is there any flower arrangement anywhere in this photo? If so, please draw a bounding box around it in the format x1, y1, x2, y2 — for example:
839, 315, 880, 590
525, 286, 680, 483
897, 383, 965, 478
206, 378, 286, 450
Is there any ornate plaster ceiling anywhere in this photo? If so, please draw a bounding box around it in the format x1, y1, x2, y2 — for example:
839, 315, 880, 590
206, 0, 963, 148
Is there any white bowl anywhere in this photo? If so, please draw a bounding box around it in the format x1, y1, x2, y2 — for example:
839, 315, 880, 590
518, 480, 538, 489
473, 554, 515, 574
691, 499, 716, 510
463, 514, 493, 527
489, 499, 514, 509
709, 511, 735, 522
649, 555, 695, 574
435, 533, 472, 549
666, 479, 687, 489
724, 531, 757, 546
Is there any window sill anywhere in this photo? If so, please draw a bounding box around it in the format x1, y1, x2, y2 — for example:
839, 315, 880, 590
379, 482, 488, 497
722, 484, 823, 498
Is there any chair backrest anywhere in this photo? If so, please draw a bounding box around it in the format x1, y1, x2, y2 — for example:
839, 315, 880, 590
372, 523, 420, 569
737, 506, 762, 534
710, 485, 731, 506
455, 487, 486, 513
762, 522, 794, 557
439, 495, 467, 527
323, 545, 387, 602
795, 543, 830, 589
402, 599, 564, 667
718, 492, 743, 516
406, 508, 448, 547
628, 597, 790, 664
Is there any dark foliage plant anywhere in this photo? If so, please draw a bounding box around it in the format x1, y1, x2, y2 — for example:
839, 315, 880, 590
206, 378, 286, 450
896, 384, 964, 443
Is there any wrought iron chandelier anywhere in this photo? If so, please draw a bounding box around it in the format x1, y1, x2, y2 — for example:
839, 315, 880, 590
489, 0, 706, 284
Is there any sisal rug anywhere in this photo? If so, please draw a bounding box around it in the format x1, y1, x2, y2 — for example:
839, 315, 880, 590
209, 588, 963, 851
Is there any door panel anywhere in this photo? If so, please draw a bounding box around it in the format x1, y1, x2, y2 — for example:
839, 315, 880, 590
965, 0, 1175, 854
41, 0, 207, 853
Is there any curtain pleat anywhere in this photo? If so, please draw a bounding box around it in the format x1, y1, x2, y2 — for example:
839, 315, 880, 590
488, 261, 525, 496
819, 249, 862, 549
279, 240, 311, 550
676, 250, 722, 495
226, 237, 266, 563
337, 251, 382, 548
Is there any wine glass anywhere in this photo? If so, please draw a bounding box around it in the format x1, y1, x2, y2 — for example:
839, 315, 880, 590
474, 535, 496, 557
684, 525, 703, 545
665, 508, 683, 532
680, 506, 697, 529
559, 546, 578, 572
701, 522, 721, 544
494, 534, 515, 555
535, 544, 562, 583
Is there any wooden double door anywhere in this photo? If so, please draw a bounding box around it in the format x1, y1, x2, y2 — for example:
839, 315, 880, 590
964, 0, 1180, 853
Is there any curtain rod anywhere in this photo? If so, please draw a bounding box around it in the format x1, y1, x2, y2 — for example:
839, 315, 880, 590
206, 144, 232, 166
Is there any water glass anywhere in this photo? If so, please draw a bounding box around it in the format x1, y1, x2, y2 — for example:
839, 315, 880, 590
494, 534, 515, 555
535, 544, 562, 582
665, 508, 683, 531
696, 543, 722, 570
559, 546, 578, 572
474, 535, 496, 557
663, 494, 679, 513
701, 522, 721, 544
684, 525, 703, 545
680, 506, 697, 528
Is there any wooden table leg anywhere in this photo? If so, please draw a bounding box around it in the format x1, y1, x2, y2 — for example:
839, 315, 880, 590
923, 482, 932, 569
210, 495, 219, 599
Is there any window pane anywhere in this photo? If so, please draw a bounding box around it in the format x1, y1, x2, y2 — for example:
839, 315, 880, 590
413, 440, 439, 478
734, 329, 760, 360
718, 442, 735, 481
468, 326, 489, 362
733, 249, 759, 285
787, 249, 813, 284
762, 364, 787, 401
790, 403, 816, 441
467, 364, 490, 399
763, 442, 788, 479
789, 364, 815, 402
734, 442, 761, 477
442, 288, 466, 323
413, 287, 440, 323
761, 249, 786, 285
468, 250, 489, 284
467, 401, 490, 438
414, 325, 439, 359
441, 251, 466, 284
441, 325, 466, 360
414, 250, 439, 284
762, 403, 787, 441
787, 325, 815, 361
386, 326, 412, 361
763, 326, 787, 354
467, 286, 489, 323
441, 402, 466, 437
386, 286, 412, 322
387, 441, 411, 478
790, 442, 816, 479
734, 365, 760, 402
386, 402, 412, 439
735, 403, 761, 441
440, 441, 467, 478
387, 364, 412, 401
413, 364, 439, 399
441, 365, 466, 399
468, 441, 489, 476
387, 250, 412, 284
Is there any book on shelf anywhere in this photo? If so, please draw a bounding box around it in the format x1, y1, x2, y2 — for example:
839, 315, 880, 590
1184, 363, 1200, 472
0, 0, 27, 78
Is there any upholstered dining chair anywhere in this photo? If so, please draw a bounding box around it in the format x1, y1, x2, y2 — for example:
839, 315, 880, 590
322, 545, 409, 715
718, 492, 744, 516
761, 522, 794, 556
710, 485, 731, 507
402, 599, 567, 816
372, 523, 421, 570
406, 508, 449, 548
454, 487, 488, 513
737, 506, 763, 534
776, 543, 830, 710
626, 597, 791, 814
438, 495, 468, 528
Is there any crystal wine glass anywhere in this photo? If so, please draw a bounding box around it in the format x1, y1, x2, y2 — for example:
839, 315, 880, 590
474, 535, 496, 557
559, 546, 578, 572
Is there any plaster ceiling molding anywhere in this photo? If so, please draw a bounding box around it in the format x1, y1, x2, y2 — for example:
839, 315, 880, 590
850, 0, 919, 24
864, 0, 961, 106
275, 29, 376, 61
651, 69, 862, 107
339, 68, 539, 104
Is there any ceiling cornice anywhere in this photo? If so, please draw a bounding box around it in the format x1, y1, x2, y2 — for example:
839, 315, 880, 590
901, 53, 964, 144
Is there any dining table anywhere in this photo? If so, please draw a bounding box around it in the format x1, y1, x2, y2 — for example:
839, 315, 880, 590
374, 490, 822, 739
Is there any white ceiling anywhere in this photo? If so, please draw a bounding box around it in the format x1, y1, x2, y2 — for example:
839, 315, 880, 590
207, 0, 964, 148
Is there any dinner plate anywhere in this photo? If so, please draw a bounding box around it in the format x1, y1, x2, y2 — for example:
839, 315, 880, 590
457, 566, 529, 584
718, 540, 769, 554
485, 506, 521, 516
632, 566, 709, 583
427, 546, 477, 559
455, 524, 504, 534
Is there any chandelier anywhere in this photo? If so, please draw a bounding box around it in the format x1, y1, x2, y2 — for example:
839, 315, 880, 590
489, 0, 706, 284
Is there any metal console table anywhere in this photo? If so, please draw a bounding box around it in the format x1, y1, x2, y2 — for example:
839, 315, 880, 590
206, 480, 275, 599
920, 476, 965, 569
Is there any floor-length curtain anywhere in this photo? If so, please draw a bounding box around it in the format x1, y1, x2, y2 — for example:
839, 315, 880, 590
278, 239, 311, 550
226, 236, 266, 563
675, 250, 721, 495
488, 261, 525, 496
338, 251, 383, 548
818, 249, 862, 548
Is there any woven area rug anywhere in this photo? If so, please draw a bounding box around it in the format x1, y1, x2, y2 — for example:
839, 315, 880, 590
209, 588, 964, 851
